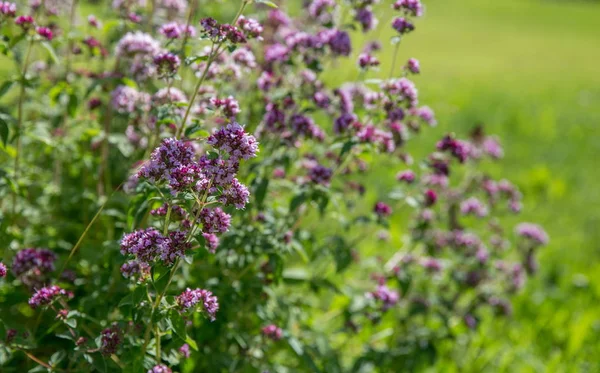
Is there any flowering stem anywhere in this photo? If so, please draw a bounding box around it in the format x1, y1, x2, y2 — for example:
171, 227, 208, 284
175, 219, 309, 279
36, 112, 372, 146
22, 351, 52, 370
389, 42, 401, 78
175, 0, 249, 139
12, 38, 34, 215
180, 0, 197, 53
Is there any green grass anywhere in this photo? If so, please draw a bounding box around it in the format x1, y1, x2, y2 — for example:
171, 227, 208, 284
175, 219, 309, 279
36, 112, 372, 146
355, 0, 600, 370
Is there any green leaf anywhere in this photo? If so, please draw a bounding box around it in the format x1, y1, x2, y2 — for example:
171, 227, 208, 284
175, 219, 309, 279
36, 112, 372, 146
167, 310, 187, 341
67, 92, 79, 117
253, 177, 269, 208
118, 293, 133, 308
0, 80, 14, 99
255, 0, 279, 8
0, 116, 8, 147
290, 192, 307, 212
49, 350, 66, 367
185, 335, 198, 351
40, 41, 59, 65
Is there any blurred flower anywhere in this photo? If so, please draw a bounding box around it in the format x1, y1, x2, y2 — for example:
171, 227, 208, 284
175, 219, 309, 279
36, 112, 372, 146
176, 288, 219, 321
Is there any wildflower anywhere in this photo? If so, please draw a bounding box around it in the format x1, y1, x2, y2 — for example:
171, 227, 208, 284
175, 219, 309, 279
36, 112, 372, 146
396, 170, 415, 183
202, 233, 219, 254
405, 58, 420, 74
120, 260, 151, 280
237, 15, 263, 40
393, 0, 424, 17
200, 208, 231, 234
159, 22, 182, 39
0, 262, 6, 278
392, 17, 415, 34
15, 15, 34, 29
327, 29, 352, 56
516, 223, 549, 246
29, 285, 73, 309
179, 343, 190, 358
308, 164, 333, 186
358, 53, 380, 69
87, 14, 100, 28
0, 2, 16, 17
368, 285, 399, 310
154, 52, 180, 78
460, 197, 488, 217
262, 324, 283, 341
210, 96, 241, 119
176, 288, 219, 321
374, 202, 392, 217
220, 179, 250, 209
159, 0, 187, 14
138, 138, 196, 184
424, 189, 437, 206
12, 248, 56, 277
148, 365, 172, 373
355, 8, 378, 32
115, 32, 161, 57
100, 325, 122, 356
120, 228, 169, 263
308, 0, 336, 24
436, 135, 471, 163
111, 85, 148, 114
421, 257, 442, 272
207, 122, 259, 161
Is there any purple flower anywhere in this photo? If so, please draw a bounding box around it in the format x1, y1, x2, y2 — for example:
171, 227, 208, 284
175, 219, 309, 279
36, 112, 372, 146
138, 138, 196, 184
405, 58, 420, 74
262, 324, 283, 341
396, 170, 415, 183
160, 231, 192, 265
100, 325, 122, 356
421, 257, 442, 272
392, 17, 415, 35
374, 202, 392, 217
0, 2, 16, 17
154, 52, 180, 77
159, 0, 187, 13
267, 9, 290, 28
334, 112, 356, 134
200, 208, 231, 234
115, 32, 161, 57
207, 122, 259, 161
36, 26, 53, 41
424, 189, 437, 206
327, 29, 352, 56
159, 22, 182, 39
120, 260, 151, 281
202, 233, 219, 254
120, 228, 169, 263
179, 343, 191, 358
516, 223, 549, 246
436, 135, 471, 163
12, 248, 56, 277
220, 178, 250, 209
87, 14, 100, 28
411, 106, 437, 126
358, 53, 380, 69
460, 197, 488, 217
210, 96, 241, 119
0, 262, 6, 278
355, 8, 378, 32
15, 15, 34, 28
382, 78, 418, 107
148, 365, 172, 373
368, 285, 399, 311
29, 285, 73, 309
237, 15, 263, 40
393, 0, 424, 17
308, 164, 333, 186
265, 43, 289, 63
176, 288, 219, 321
111, 85, 149, 114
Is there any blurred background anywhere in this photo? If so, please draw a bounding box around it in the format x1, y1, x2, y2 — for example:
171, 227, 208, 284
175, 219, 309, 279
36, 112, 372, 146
359, 0, 600, 370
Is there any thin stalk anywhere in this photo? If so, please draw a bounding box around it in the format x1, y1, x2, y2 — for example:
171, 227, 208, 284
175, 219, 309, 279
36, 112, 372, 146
175, 0, 249, 139
12, 39, 34, 214
180, 0, 197, 54
389, 42, 401, 78
22, 351, 52, 370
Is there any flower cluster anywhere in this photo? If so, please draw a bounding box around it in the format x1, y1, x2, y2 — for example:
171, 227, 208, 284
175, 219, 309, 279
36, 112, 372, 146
176, 288, 219, 321
100, 325, 122, 356
28, 285, 73, 309
262, 324, 283, 341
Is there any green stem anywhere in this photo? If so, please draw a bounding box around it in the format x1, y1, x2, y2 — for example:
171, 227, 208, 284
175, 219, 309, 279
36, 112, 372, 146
389, 42, 401, 78
175, 0, 249, 139
12, 39, 34, 215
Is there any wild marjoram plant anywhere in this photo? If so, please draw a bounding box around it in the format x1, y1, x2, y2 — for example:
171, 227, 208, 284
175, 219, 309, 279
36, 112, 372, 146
0, 0, 548, 372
